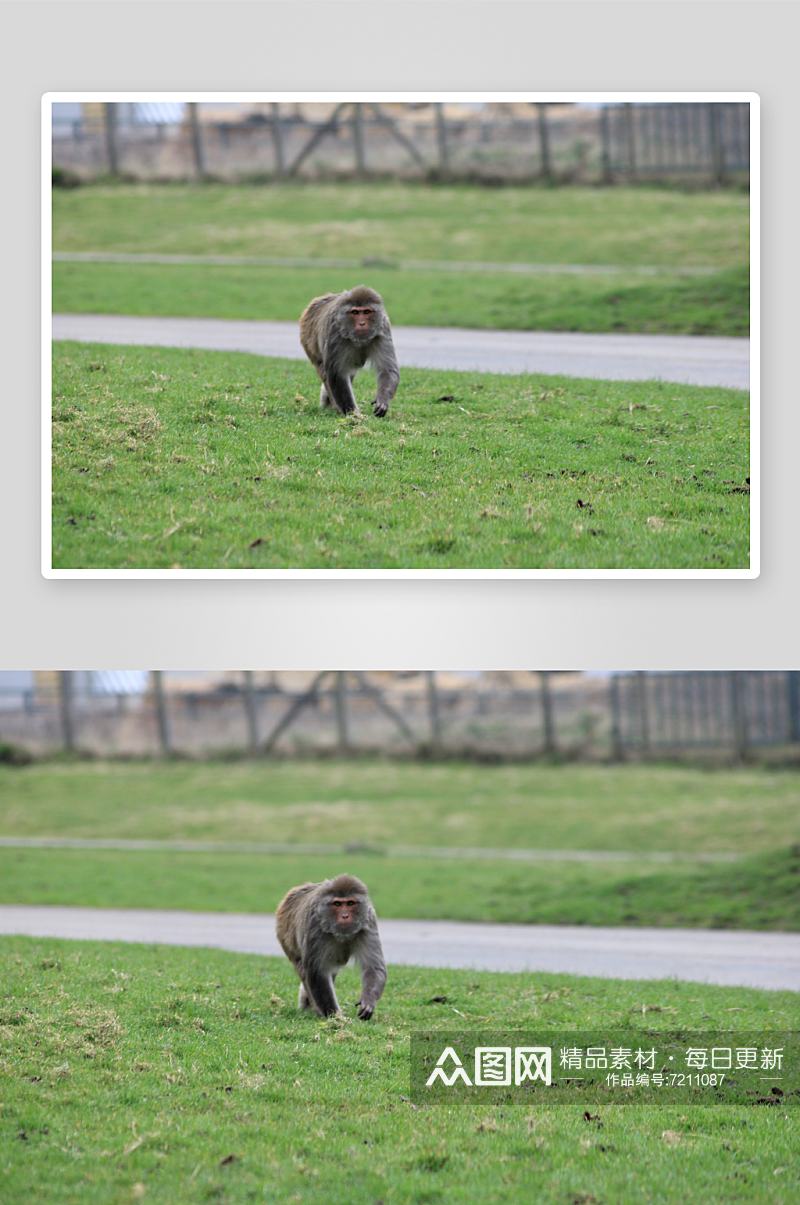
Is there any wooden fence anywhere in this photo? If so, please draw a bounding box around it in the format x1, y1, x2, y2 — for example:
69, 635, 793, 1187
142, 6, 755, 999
1, 672, 797, 763
599, 102, 750, 183
610, 671, 800, 759
1, 671, 601, 760
52, 102, 751, 186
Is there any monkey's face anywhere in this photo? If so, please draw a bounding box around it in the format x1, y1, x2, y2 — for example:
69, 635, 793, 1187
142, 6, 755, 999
329, 896, 360, 932
348, 306, 375, 338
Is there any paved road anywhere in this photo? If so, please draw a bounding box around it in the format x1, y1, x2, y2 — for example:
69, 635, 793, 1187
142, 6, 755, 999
1, 905, 795, 992
52, 313, 750, 391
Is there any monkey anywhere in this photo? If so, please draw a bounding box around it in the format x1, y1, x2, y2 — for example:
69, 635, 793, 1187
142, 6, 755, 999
275, 873, 387, 1020
299, 286, 399, 418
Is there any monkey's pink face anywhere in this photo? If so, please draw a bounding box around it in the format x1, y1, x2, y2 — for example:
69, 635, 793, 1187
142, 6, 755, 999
329, 897, 360, 929
348, 307, 374, 337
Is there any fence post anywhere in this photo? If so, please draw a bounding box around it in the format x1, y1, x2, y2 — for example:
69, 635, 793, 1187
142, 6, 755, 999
426, 671, 442, 755
599, 105, 612, 183
334, 672, 349, 752
623, 103, 636, 177
788, 671, 800, 743
58, 671, 75, 752
729, 671, 748, 761
435, 104, 448, 176
271, 102, 285, 176
609, 674, 624, 761
188, 103, 206, 179
243, 671, 258, 754
636, 670, 650, 753
539, 671, 556, 754
353, 103, 366, 176
151, 671, 171, 756
104, 103, 119, 175
537, 103, 551, 179
708, 103, 725, 185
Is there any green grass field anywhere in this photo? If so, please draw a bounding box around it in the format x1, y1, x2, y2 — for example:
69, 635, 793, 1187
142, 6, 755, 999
1, 937, 796, 1205
51, 181, 750, 335
2, 759, 798, 929
52, 181, 750, 266
2, 845, 799, 932
51, 342, 750, 571
2, 760, 796, 852
52, 261, 750, 338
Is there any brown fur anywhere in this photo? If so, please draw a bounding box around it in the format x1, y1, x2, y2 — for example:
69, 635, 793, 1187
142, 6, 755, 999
299, 286, 399, 417
275, 873, 387, 1019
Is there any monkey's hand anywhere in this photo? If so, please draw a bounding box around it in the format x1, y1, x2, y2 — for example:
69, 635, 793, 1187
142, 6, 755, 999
371, 397, 389, 418
356, 997, 375, 1020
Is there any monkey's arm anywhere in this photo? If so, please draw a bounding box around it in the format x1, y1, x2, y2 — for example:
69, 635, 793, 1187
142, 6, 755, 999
371, 339, 400, 417
356, 965, 387, 1019
355, 933, 387, 1019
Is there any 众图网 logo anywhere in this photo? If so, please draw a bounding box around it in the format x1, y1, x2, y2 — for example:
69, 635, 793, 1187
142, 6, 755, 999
426, 1046, 552, 1087
411, 1031, 799, 1106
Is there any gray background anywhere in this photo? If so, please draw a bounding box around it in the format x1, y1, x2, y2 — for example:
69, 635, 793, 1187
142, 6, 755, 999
4, 1, 795, 670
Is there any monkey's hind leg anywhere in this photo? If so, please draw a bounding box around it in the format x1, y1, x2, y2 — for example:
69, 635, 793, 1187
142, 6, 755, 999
319, 383, 331, 410
298, 982, 312, 1010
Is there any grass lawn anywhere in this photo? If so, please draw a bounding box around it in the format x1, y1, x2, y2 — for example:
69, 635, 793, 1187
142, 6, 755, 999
51, 343, 750, 571
51, 181, 750, 267
2, 845, 800, 932
51, 181, 751, 336
52, 261, 750, 338
2, 760, 797, 855
0, 937, 796, 1205
2, 759, 798, 929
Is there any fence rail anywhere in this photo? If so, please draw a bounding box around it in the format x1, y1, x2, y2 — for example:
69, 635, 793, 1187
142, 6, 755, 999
0, 672, 796, 763
51, 102, 751, 186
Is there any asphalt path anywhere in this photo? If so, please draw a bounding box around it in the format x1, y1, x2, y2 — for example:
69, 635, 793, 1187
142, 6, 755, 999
52, 313, 750, 391
1, 905, 796, 992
